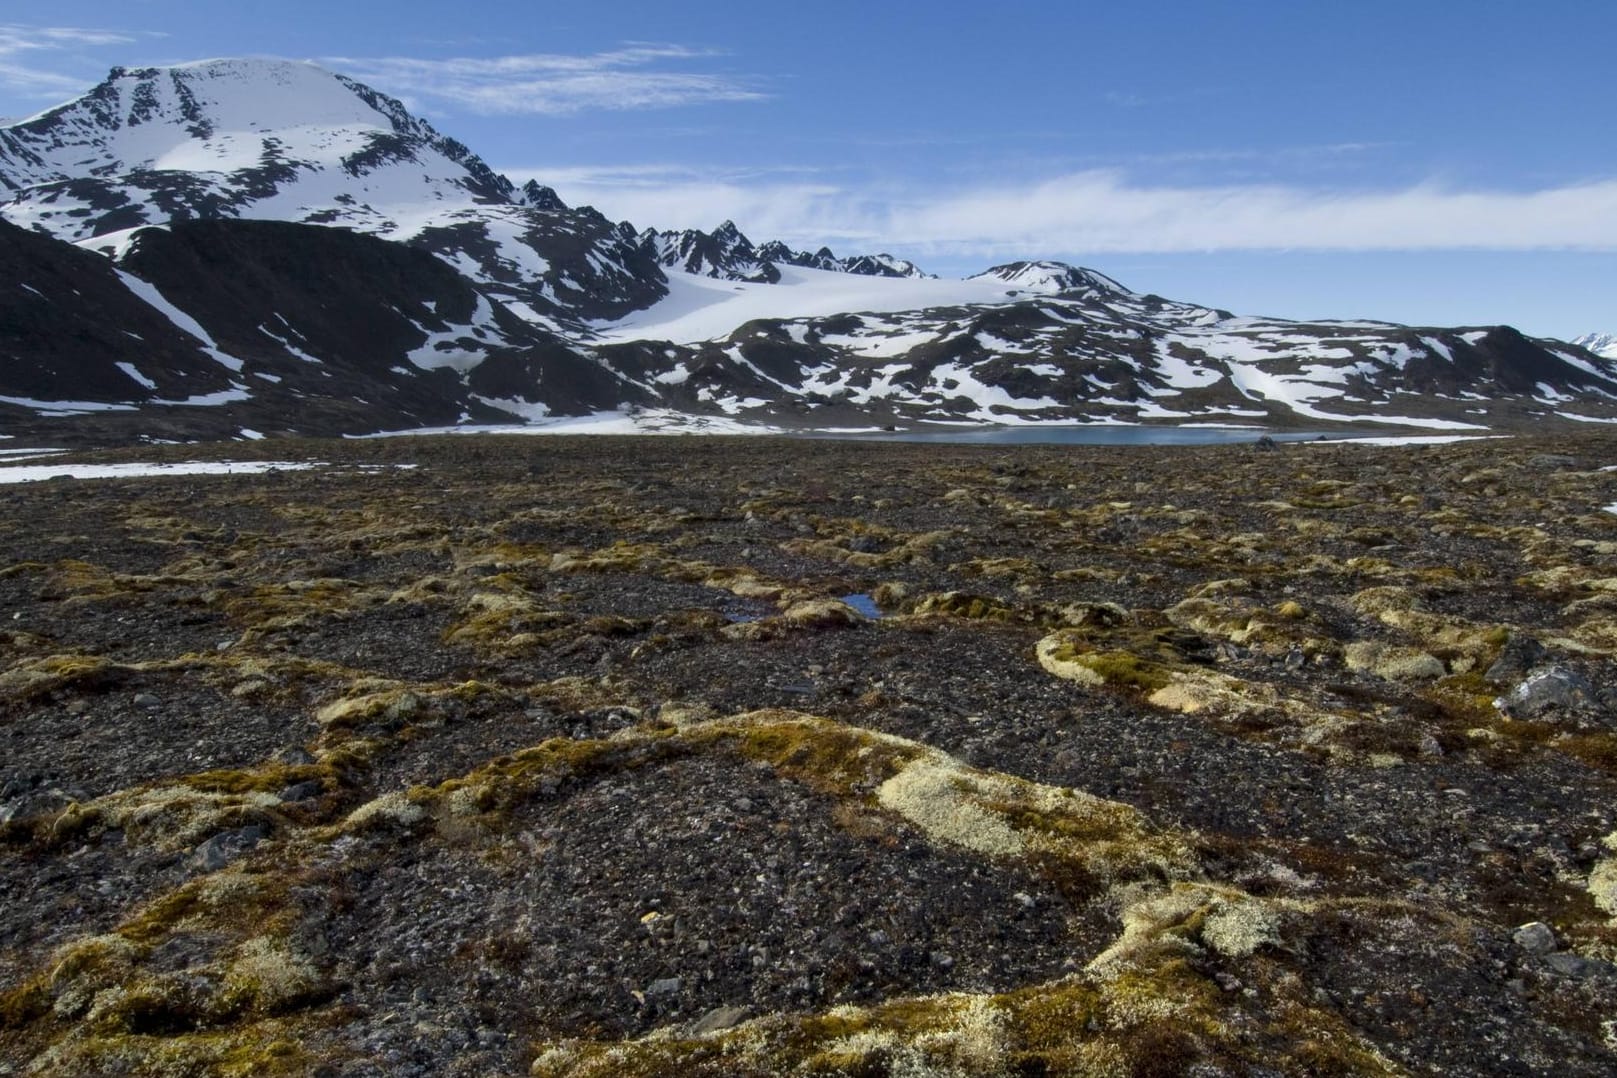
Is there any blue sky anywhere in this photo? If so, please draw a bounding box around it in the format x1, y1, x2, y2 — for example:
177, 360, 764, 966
1, 1, 1612, 338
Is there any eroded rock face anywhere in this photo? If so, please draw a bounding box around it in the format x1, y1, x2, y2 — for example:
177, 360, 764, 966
2, 433, 1617, 1076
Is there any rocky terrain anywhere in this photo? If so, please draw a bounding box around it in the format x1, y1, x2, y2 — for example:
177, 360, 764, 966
2, 432, 1617, 1075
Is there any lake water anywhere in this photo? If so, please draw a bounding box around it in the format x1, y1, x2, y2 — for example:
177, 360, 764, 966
816, 425, 1333, 447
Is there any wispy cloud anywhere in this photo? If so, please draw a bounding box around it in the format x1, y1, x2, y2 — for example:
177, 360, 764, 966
509, 165, 1617, 258
1122, 142, 1397, 167
505, 163, 844, 235
892, 173, 1617, 256
326, 45, 767, 115
0, 24, 154, 100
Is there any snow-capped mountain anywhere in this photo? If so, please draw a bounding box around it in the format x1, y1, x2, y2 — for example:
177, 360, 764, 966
587, 265, 1617, 429
0, 59, 665, 328
0, 58, 510, 203
1575, 333, 1617, 359
967, 261, 1131, 297
1, 57, 1614, 443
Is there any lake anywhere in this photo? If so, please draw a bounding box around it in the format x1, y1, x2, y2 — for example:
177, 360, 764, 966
814, 425, 1334, 446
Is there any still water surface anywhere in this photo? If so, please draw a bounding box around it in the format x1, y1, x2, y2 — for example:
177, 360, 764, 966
817, 426, 1332, 447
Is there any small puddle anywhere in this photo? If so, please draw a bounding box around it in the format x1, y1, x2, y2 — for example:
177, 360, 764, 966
841, 593, 883, 619
720, 594, 884, 622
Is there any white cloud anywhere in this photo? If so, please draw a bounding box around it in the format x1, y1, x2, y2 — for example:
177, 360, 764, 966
327, 46, 766, 116
509, 165, 1617, 259
0, 25, 152, 100
895, 173, 1617, 255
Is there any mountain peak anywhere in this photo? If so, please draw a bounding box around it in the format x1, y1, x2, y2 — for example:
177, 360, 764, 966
518, 180, 567, 211
1575, 332, 1617, 359
969, 261, 1130, 296
0, 58, 513, 203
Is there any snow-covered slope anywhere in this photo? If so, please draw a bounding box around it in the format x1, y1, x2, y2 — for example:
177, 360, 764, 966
587, 266, 1617, 430
0, 60, 940, 334
0, 59, 504, 197
2, 56, 1614, 443
967, 261, 1130, 296
592, 264, 1074, 344
0, 59, 665, 329
0, 59, 511, 233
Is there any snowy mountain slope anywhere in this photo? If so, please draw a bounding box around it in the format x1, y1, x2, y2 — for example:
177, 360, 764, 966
1, 56, 1614, 443
591, 264, 1077, 344
586, 268, 1617, 430
0, 59, 665, 329
967, 261, 1130, 296
0, 58, 510, 200
0, 214, 657, 443
0, 217, 244, 409
0, 60, 934, 333
1576, 333, 1617, 359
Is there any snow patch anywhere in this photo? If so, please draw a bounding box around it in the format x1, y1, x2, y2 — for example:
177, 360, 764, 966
116, 271, 245, 372
0, 395, 137, 415
115, 362, 158, 390
591, 265, 1039, 345
0, 460, 322, 484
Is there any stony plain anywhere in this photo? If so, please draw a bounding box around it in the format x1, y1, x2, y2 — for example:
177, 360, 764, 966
1, 432, 1616, 1076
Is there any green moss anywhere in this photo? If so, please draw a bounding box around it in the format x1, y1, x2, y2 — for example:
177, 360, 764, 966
87, 980, 207, 1036
1556, 732, 1617, 773
871, 581, 910, 610
1086, 651, 1172, 693
211, 1035, 318, 1077
179, 764, 327, 795
995, 978, 1103, 1059
118, 884, 212, 946
0, 652, 123, 702
423, 731, 681, 825
1427, 672, 1502, 725
35, 1025, 322, 1078
1047, 648, 1171, 694
911, 591, 1016, 621
696, 715, 922, 797
0, 973, 51, 1026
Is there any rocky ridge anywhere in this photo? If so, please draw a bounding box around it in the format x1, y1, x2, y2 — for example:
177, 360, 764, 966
638, 220, 930, 284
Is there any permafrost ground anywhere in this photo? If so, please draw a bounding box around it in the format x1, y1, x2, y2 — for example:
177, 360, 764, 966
2, 434, 1617, 1076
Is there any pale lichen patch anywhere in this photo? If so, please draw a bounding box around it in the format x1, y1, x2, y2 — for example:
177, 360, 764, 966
342, 790, 428, 832
222, 937, 322, 1012
1034, 632, 1105, 687
1344, 641, 1446, 682
1591, 831, 1617, 922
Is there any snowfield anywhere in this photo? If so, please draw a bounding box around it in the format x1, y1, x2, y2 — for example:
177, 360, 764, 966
590, 265, 1059, 344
